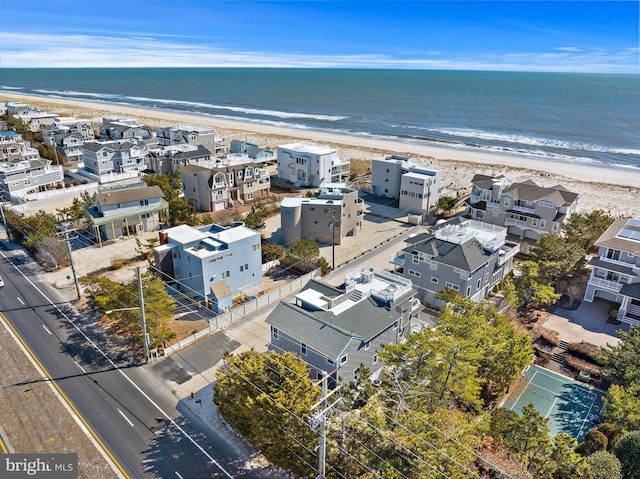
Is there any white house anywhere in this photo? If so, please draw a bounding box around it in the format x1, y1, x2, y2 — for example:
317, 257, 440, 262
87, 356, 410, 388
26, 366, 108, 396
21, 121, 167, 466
277, 142, 350, 187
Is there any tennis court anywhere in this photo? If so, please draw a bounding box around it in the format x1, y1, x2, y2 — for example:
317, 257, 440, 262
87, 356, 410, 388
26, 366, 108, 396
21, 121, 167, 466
502, 365, 603, 442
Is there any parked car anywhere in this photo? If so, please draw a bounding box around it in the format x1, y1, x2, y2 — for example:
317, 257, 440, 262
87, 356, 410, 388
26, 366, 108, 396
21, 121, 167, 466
0, 276, 4, 287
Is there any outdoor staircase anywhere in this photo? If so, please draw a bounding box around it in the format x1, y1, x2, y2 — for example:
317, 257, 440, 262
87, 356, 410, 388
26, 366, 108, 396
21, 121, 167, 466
350, 289, 365, 302
551, 341, 570, 365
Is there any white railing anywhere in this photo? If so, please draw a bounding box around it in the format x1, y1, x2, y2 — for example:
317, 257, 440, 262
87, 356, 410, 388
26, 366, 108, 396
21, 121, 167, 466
162, 269, 320, 356
598, 256, 639, 270
511, 204, 536, 214
588, 277, 624, 292
505, 218, 527, 227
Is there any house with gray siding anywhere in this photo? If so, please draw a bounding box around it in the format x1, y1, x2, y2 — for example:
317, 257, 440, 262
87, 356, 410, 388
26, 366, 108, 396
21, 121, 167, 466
280, 183, 364, 246
266, 266, 423, 384
392, 218, 519, 307
0, 158, 64, 202
229, 140, 274, 160
371, 155, 447, 214
584, 218, 640, 325
85, 185, 168, 245
156, 125, 217, 153
147, 144, 212, 175
100, 117, 153, 141
53, 132, 84, 162
153, 223, 262, 312
466, 175, 579, 245
80, 139, 149, 180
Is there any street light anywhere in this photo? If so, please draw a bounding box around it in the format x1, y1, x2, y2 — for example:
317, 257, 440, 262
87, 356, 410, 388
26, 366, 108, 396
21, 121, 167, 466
105, 266, 149, 363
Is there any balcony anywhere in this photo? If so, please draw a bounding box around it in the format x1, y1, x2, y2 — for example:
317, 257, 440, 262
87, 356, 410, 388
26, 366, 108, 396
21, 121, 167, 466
469, 194, 499, 205
505, 218, 527, 228
511, 204, 536, 214
588, 276, 624, 292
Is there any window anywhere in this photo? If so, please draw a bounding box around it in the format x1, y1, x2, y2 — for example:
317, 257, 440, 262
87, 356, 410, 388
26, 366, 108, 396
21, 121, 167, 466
446, 282, 460, 291
373, 354, 378, 365
272, 327, 279, 339
606, 249, 621, 261
326, 357, 335, 366
140, 199, 149, 206
340, 355, 348, 365
300, 343, 307, 355
552, 222, 560, 232
477, 278, 481, 289
408, 269, 421, 278
539, 219, 546, 229
504, 197, 510, 207
393, 322, 398, 330
253, 244, 260, 251
412, 255, 419, 264
240, 265, 244, 272
364, 341, 370, 350
532, 218, 539, 227
431, 277, 439, 284
225, 270, 230, 278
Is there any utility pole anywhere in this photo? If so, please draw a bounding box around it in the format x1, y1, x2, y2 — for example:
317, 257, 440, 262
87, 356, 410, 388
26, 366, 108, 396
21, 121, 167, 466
58, 229, 81, 301
310, 372, 341, 479
136, 266, 150, 363
331, 216, 335, 271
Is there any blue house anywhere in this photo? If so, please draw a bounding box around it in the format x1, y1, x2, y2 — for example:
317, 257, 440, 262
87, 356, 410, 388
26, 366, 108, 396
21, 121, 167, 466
153, 223, 263, 312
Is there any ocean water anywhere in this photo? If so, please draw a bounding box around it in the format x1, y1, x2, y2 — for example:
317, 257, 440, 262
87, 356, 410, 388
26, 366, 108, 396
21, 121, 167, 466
1, 68, 639, 169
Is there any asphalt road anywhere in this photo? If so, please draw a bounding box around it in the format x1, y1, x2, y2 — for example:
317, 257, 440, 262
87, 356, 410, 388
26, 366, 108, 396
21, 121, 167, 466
0, 247, 271, 479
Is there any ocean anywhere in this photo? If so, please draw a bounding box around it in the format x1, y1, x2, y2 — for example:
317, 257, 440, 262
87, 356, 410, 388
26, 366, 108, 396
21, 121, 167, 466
1, 68, 639, 169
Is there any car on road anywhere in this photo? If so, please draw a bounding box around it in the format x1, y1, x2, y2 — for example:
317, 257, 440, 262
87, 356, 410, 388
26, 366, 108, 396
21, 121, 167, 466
0, 276, 4, 287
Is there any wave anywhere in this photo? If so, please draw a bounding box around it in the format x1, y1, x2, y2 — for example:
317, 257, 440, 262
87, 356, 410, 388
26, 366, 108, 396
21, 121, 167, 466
32, 89, 122, 99
421, 127, 640, 157
0, 86, 23, 90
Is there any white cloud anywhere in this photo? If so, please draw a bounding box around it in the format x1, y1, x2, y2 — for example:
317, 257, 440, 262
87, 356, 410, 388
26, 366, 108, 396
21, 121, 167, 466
0, 32, 637, 73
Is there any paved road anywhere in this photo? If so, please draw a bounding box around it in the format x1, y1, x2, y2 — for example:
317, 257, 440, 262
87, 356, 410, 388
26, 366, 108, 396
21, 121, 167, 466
0, 247, 272, 479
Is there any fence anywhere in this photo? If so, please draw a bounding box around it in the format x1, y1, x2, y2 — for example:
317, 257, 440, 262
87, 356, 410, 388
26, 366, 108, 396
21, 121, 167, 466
18, 182, 99, 202
163, 268, 319, 356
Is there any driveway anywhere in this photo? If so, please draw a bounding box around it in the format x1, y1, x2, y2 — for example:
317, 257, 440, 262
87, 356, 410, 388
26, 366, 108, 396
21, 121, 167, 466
544, 298, 629, 348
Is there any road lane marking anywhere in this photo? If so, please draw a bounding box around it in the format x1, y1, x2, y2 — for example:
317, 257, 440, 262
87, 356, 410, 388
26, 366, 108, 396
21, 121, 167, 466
74, 360, 86, 374
175, 472, 184, 479
42, 324, 52, 335
2, 251, 233, 478
17, 297, 24, 305
117, 409, 134, 428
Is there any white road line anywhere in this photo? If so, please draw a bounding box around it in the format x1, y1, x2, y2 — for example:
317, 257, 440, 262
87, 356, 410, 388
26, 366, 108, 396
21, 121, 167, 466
175, 472, 184, 479
17, 297, 24, 305
2, 250, 235, 479
74, 360, 86, 374
117, 409, 134, 428
42, 324, 52, 335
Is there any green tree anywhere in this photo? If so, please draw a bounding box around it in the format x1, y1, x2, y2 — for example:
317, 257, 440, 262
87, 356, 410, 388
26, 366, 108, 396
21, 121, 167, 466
551, 433, 591, 479
168, 198, 198, 226
603, 326, 640, 387
135, 236, 160, 262
530, 234, 586, 286
262, 240, 285, 263
563, 210, 615, 253
243, 208, 265, 231
214, 350, 320, 476
5, 210, 59, 252
597, 423, 622, 450
286, 238, 320, 265
57, 191, 93, 221
575, 429, 608, 456
315, 256, 331, 276
612, 431, 640, 479
586, 451, 622, 479
436, 196, 457, 214
510, 261, 561, 310
603, 384, 640, 433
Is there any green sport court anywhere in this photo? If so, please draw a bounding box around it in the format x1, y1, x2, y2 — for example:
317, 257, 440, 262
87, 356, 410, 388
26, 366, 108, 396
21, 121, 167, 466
502, 365, 603, 442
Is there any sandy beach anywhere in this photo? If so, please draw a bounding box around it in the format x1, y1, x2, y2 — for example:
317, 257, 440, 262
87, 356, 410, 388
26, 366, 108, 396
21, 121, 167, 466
2, 92, 639, 217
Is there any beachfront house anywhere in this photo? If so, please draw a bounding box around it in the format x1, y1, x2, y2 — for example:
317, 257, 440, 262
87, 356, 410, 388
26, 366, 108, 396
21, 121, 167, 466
229, 140, 274, 161
152, 222, 262, 313
156, 125, 218, 154
52, 132, 84, 163
42, 117, 95, 143
13, 111, 59, 132
100, 117, 153, 141
391, 218, 519, 308
80, 139, 149, 182
280, 183, 365, 247
84, 184, 168, 245
0, 137, 39, 162
370, 155, 448, 215
584, 218, 640, 325
265, 265, 423, 384
181, 159, 271, 212
465, 175, 579, 247
147, 144, 212, 175
276, 142, 350, 188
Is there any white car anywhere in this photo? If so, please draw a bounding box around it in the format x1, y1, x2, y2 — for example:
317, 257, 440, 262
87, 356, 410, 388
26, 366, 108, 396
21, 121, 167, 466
0, 276, 4, 287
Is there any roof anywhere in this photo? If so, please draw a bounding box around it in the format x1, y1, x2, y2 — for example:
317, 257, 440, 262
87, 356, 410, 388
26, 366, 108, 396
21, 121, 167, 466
588, 257, 636, 276
83, 140, 139, 152
595, 218, 640, 255
471, 173, 504, 190
278, 142, 336, 155
181, 164, 210, 176
210, 280, 232, 300
95, 185, 164, 206
403, 234, 494, 272
502, 181, 578, 206
620, 283, 640, 300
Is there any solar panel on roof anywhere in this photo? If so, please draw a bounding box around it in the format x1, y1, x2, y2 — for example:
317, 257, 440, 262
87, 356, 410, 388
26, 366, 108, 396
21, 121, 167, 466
618, 228, 640, 241
626, 219, 640, 228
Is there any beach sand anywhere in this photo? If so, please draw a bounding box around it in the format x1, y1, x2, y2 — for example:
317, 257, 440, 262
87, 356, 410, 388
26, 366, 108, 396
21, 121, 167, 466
2, 92, 639, 217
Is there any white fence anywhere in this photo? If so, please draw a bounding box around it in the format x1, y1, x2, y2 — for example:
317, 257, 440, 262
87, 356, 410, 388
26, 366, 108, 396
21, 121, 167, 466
163, 269, 319, 356
17, 182, 99, 202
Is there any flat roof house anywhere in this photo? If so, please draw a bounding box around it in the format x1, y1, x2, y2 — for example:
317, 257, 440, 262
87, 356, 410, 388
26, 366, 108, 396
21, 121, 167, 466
266, 266, 423, 384
153, 223, 262, 313
584, 218, 640, 325
392, 218, 519, 307
277, 142, 350, 188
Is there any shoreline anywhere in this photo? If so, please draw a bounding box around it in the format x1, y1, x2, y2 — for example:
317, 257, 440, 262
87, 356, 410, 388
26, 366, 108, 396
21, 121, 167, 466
2, 91, 640, 217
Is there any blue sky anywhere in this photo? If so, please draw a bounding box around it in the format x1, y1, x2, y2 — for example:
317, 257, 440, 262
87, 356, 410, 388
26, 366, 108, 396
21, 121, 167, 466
0, 1, 637, 72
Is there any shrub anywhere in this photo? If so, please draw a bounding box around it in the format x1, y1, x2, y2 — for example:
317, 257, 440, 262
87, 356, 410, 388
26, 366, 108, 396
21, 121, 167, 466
569, 341, 604, 363
566, 355, 603, 377
72, 179, 80, 186
586, 451, 622, 479
597, 423, 621, 450
575, 429, 608, 456
537, 327, 560, 347
111, 258, 125, 270
64, 182, 72, 188
81, 179, 89, 184
56, 183, 63, 189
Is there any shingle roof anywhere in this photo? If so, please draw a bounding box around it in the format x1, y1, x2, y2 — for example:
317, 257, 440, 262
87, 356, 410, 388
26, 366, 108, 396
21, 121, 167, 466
95, 185, 164, 206
181, 164, 210, 176
620, 283, 640, 300
403, 234, 493, 272
83, 140, 138, 152
502, 181, 578, 206
595, 218, 640, 254
471, 174, 504, 190
588, 257, 636, 276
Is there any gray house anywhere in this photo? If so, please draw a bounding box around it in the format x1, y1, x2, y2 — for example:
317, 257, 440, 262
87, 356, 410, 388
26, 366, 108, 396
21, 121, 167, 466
466, 175, 579, 246
266, 266, 423, 384
584, 217, 640, 325
392, 218, 519, 307
147, 144, 212, 175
